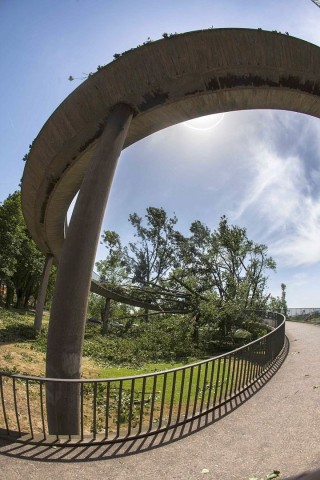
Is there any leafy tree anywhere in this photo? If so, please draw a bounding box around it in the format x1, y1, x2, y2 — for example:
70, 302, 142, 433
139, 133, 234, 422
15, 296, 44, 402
172, 216, 276, 340
125, 207, 178, 287
98, 208, 277, 345
0, 192, 25, 305
12, 231, 44, 308
268, 283, 288, 316
0, 191, 54, 309
281, 283, 288, 316
99, 207, 183, 319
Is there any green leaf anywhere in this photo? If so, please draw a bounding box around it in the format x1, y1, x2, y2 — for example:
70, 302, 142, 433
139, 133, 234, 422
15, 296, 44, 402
266, 472, 280, 479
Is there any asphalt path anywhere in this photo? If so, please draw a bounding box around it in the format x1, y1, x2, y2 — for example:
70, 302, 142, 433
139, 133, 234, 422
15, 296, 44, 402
1, 321, 319, 479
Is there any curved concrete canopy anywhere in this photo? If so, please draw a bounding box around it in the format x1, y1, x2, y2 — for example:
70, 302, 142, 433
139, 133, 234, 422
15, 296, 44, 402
21, 28, 320, 259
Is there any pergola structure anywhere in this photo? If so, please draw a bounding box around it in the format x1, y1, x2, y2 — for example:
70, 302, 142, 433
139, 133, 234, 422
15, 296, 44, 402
21, 28, 320, 434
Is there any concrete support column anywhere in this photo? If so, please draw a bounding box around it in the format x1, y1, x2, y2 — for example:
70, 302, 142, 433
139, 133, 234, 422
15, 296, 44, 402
46, 104, 133, 435
34, 254, 53, 334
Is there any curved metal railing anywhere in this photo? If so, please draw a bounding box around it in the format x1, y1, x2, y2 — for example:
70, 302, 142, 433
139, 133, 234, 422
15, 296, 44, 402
0, 311, 285, 446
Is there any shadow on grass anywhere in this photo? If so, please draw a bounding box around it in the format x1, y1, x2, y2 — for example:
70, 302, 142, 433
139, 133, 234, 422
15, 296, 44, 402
0, 308, 38, 345
0, 323, 36, 344
0, 336, 289, 463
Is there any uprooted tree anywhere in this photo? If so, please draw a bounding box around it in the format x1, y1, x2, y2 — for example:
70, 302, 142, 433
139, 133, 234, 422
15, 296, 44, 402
96, 207, 283, 342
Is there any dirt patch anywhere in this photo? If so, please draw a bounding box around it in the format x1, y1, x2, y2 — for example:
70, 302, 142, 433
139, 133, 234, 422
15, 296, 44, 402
0, 341, 101, 378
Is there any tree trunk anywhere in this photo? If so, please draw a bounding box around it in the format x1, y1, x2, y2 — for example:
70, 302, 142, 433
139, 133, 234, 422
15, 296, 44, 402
192, 312, 201, 346
5, 284, 14, 308
15, 287, 24, 309
143, 307, 149, 322
101, 297, 111, 334
23, 278, 35, 309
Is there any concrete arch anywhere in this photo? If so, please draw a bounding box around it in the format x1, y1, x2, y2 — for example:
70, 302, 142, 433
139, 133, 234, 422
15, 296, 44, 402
22, 28, 320, 261
20, 28, 320, 435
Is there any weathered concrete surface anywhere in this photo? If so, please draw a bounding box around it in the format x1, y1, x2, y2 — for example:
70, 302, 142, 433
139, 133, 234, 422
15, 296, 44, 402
45, 104, 133, 434
21, 29, 320, 262
1, 321, 319, 479
34, 254, 53, 333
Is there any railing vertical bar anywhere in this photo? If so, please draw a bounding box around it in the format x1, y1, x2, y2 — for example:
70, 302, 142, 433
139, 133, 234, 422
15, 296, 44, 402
176, 368, 186, 423
0, 375, 10, 435
138, 377, 146, 433
246, 349, 253, 385
218, 358, 227, 404
245, 347, 252, 387
249, 345, 256, 384
259, 340, 264, 374
232, 355, 241, 395
148, 375, 157, 432
158, 373, 167, 429
213, 358, 221, 406
127, 378, 135, 437
241, 351, 247, 389
266, 336, 271, 370
254, 342, 261, 379
26, 379, 33, 439
116, 380, 123, 438
206, 360, 216, 409
224, 355, 232, 399
199, 361, 209, 414
39, 380, 46, 438
251, 347, 257, 383
240, 351, 247, 391
259, 333, 265, 373
104, 381, 111, 439
251, 345, 257, 382
228, 353, 236, 398
92, 382, 98, 440
12, 377, 21, 436
192, 364, 202, 416
167, 371, 177, 426
184, 366, 194, 420
80, 382, 84, 441
243, 348, 251, 388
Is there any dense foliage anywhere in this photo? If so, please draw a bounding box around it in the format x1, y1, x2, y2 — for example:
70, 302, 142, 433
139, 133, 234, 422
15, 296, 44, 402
0, 191, 56, 309
94, 207, 285, 343
0, 189, 286, 360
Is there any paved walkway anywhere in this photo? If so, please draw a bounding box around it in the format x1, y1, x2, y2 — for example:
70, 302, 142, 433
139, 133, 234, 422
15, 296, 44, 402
1, 321, 320, 479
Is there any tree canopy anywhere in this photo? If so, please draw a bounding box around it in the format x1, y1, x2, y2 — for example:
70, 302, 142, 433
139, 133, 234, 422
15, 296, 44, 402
0, 191, 55, 309
97, 207, 283, 338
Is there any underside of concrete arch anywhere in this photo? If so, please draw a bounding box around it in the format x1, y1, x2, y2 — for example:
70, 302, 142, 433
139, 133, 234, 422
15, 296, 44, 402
22, 28, 320, 261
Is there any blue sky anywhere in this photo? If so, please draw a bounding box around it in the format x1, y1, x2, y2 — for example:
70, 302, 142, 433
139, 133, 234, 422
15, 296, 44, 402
1, 0, 320, 307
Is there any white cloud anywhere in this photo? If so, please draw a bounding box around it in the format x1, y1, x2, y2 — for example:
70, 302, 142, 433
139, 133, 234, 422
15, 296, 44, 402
229, 111, 320, 267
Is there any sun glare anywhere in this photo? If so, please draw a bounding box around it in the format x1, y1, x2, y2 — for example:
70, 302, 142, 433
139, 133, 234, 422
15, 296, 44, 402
183, 113, 225, 131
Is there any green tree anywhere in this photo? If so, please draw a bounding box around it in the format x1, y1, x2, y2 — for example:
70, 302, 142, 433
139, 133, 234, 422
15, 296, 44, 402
172, 216, 276, 339
100, 207, 182, 319
281, 283, 288, 316
126, 207, 178, 287
0, 190, 53, 309
0, 192, 25, 306
98, 209, 277, 345
268, 283, 288, 316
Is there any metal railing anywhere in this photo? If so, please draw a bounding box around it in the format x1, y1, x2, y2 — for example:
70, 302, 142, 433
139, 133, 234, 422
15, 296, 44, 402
0, 311, 285, 446
287, 308, 320, 317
